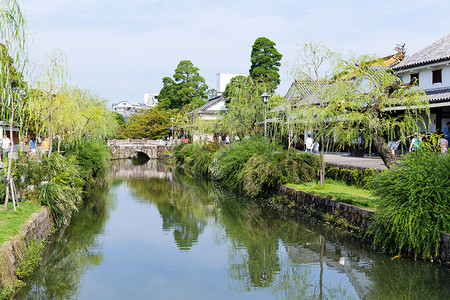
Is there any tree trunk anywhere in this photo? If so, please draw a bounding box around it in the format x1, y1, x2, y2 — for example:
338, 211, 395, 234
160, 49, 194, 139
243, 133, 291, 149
372, 131, 396, 168
318, 136, 325, 185
4, 107, 15, 210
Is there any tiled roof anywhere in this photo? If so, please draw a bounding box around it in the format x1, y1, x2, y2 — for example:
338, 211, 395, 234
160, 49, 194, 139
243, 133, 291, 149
189, 95, 227, 114
425, 88, 450, 103
285, 81, 328, 105
393, 34, 450, 70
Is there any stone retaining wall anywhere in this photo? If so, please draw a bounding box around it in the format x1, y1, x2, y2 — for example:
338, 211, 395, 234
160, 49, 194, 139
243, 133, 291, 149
277, 186, 374, 231
0, 207, 54, 292
439, 233, 450, 266
277, 185, 450, 265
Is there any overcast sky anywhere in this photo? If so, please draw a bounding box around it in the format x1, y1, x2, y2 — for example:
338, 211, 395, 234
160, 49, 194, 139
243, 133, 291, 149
22, 0, 450, 106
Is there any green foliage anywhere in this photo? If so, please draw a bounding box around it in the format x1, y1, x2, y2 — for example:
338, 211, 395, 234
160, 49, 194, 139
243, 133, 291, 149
287, 179, 375, 209
158, 60, 208, 110
174, 142, 223, 176
60, 139, 110, 187
221, 76, 275, 135
112, 111, 126, 126
39, 153, 83, 226
240, 148, 320, 197
118, 108, 172, 140
16, 239, 45, 279
249, 37, 283, 92
368, 146, 450, 259
0, 201, 42, 245
209, 137, 283, 190
293, 44, 429, 167
325, 166, 379, 188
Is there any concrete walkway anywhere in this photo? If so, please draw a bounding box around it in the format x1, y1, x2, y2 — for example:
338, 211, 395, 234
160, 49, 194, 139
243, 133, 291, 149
323, 153, 386, 171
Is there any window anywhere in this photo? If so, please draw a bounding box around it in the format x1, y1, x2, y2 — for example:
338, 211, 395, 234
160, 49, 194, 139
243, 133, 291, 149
432, 69, 442, 84
410, 73, 419, 85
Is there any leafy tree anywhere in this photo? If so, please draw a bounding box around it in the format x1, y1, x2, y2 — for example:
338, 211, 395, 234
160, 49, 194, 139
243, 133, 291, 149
249, 37, 283, 93
221, 76, 269, 135
206, 88, 218, 99
158, 60, 208, 110
1, 0, 28, 211
118, 108, 172, 139
112, 112, 126, 126
296, 50, 428, 168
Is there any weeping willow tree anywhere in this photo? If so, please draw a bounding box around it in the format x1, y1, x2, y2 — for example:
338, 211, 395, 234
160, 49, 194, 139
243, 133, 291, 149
30, 49, 68, 158
294, 44, 429, 169
220, 75, 279, 137
1, 0, 28, 210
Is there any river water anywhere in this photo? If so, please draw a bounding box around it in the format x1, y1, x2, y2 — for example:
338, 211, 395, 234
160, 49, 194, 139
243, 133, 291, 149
19, 159, 449, 299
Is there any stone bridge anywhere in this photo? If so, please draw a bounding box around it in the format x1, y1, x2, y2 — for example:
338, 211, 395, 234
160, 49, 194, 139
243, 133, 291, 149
108, 139, 178, 159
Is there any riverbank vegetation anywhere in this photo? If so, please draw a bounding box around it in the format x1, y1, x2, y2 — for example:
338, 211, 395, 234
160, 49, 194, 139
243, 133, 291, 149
0, 1, 118, 296
368, 145, 450, 260
174, 137, 320, 197
0, 201, 41, 245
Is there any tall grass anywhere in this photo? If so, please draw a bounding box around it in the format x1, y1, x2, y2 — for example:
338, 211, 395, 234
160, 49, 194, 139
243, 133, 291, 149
368, 146, 450, 259
60, 139, 110, 187
240, 148, 320, 196
209, 137, 282, 190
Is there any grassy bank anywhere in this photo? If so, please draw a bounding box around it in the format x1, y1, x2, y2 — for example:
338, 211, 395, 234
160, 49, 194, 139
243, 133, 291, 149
0, 202, 42, 245
286, 179, 375, 209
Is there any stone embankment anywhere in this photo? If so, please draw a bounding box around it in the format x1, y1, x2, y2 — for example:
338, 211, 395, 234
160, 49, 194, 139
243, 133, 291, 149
275, 154, 450, 266
0, 208, 54, 292
277, 185, 374, 230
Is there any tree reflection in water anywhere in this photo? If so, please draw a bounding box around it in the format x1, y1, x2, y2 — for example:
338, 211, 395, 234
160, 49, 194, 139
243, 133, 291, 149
17, 188, 111, 300
18, 159, 450, 299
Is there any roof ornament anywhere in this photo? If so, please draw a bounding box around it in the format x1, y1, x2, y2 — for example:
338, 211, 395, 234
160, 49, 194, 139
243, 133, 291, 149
395, 43, 406, 61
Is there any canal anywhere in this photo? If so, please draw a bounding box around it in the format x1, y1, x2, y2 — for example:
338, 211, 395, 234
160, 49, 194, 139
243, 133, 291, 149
19, 159, 450, 299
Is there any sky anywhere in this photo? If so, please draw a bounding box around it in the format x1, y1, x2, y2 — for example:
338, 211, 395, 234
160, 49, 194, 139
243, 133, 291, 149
21, 0, 450, 107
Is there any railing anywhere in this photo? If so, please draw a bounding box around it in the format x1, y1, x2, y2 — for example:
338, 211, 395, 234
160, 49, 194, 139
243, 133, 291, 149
108, 139, 181, 147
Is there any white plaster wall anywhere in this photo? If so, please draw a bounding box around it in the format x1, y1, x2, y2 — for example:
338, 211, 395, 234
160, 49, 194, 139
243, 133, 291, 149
397, 63, 450, 90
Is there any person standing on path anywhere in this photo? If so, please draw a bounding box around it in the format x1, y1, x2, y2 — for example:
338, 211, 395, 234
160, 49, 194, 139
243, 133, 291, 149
444, 121, 450, 144
225, 134, 230, 145
2, 135, 10, 160
440, 134, 448, 153
305, 134, 314, 153
409, 133, 422, 152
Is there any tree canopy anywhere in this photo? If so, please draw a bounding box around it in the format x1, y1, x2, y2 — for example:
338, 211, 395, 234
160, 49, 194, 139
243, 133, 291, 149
294, 45, 428, 168
158, 60, 208, 110
221, 75, 280, 135
117, 108, 172, 140
249, 37, 283, 93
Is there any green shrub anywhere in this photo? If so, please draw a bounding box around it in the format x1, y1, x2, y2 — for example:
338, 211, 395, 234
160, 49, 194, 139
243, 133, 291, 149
39, 153, 84, 226
368, 147, 450, 259
209, 137, 282, 189
60, 139, 110, 187
240, 148, 320, 197
325, 166, 378, 188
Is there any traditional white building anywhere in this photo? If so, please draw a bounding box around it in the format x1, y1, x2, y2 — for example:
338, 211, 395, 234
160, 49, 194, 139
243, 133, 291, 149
392, 34, 450, 133
112, 101, 147, 122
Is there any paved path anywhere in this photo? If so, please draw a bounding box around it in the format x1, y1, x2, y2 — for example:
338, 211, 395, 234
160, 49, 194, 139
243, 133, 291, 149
323, 153, 386, 171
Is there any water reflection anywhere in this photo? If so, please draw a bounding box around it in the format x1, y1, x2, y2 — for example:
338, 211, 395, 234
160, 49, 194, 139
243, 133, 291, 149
19, 159, 450, 299
18, 188, 111, 299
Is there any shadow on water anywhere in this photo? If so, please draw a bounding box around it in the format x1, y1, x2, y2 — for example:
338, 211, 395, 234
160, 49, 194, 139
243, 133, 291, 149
18, 159, 450, 299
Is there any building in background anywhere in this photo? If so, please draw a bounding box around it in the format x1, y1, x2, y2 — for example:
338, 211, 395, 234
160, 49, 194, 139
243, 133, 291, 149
112, 101, 147, 122
144, 93, 158, 108
392, 33, 450, 133
216, 73, 245, 94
